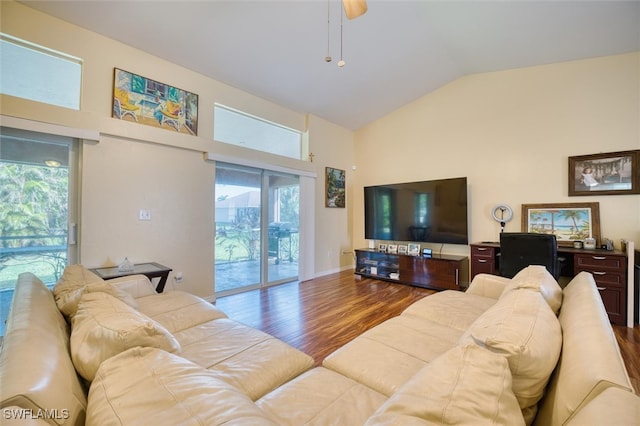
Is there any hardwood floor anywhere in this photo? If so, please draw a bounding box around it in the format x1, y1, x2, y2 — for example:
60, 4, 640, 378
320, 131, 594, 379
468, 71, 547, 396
215, 270, 640, 393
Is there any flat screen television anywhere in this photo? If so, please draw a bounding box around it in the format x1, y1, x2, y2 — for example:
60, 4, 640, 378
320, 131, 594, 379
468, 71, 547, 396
364, 177, 468, 245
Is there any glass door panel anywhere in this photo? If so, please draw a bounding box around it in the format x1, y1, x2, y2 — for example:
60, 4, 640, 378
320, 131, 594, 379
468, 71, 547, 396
0, 128, 77, 335
214, 163, 300, 295
214, 164, 262, 295
266, 173, 299, 285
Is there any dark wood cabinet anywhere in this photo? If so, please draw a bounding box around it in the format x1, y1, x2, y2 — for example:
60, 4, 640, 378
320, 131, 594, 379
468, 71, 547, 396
470, 242, 628, 325
355, 249, 468, 291
574, 252, 627, 325
470, 244, 499, 279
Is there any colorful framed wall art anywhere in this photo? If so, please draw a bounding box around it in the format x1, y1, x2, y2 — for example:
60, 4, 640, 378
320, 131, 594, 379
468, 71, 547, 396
112, 68, 198, 135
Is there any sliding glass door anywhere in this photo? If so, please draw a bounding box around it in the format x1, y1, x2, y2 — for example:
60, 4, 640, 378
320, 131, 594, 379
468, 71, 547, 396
266, 173, 299, 284
215, 164, 262, 294
0, 127, 79, 335
214, 163, 299, 295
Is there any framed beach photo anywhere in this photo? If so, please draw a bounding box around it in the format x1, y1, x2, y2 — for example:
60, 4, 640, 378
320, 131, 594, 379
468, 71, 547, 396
568, 150, 640, 196
407, 243, 420, 256
521, 202, 601, 246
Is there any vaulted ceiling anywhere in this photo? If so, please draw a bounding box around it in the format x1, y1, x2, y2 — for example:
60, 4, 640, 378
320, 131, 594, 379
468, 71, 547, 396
20, 1, 640, 130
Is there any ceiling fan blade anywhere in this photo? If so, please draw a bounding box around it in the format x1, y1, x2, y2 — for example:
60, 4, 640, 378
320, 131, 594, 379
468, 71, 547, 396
342, 0, 367, 20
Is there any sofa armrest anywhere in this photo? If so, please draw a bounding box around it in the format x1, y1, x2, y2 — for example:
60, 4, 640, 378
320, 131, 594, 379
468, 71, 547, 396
106, 274, 157, 298
564, 387, 640, 426
466, 274, 510, 299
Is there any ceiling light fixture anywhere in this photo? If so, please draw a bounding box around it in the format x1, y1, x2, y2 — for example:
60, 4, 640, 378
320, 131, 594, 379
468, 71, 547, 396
343, 0, 367, 20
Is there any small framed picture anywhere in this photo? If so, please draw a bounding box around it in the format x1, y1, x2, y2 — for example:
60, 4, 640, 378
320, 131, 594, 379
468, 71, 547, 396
378, 244, 387, 253
398, 245, 408, 255
387, 244, 398, 254
407, 243, 420, 256
325, 167, 346, 207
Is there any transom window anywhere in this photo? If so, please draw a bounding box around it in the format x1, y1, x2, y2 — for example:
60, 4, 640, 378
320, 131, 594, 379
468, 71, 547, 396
0, 33, 82, 110
214, 104, 302, 160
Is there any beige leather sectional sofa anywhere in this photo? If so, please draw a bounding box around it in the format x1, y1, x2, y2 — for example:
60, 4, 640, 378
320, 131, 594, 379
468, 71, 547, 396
1, 264, 638, 425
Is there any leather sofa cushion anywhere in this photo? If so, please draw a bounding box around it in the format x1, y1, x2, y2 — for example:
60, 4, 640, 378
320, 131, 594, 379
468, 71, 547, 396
53, 264, 138, 319
323, 315, 462, 397
88, 347, 278, 426
257, 367, 387, 425
53, 264, 103, 295
70, 292, 181, 382
105, 273, 158, 297
366, 344, 525, 425
56, 281, 139, 319
174, 318, 315, 400
136, 290, 227, 333
501, 265, 563, 315
460, 288, 561, 424
466, 273, 511, 299
402, 290, 497, 331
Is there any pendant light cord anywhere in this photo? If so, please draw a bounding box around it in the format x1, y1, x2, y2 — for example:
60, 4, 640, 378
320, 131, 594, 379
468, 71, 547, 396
325, 0, 332, 62
338, 2, 345, 67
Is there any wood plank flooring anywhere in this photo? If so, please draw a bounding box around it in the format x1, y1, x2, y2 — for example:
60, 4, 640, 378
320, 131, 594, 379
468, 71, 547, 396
215, 270, 640, 393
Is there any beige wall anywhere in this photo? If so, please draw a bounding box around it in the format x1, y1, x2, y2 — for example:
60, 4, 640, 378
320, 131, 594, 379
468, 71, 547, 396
353, 53, 640, 256
1, 1, 354, 298
80, 136, 215, 298
307, 115, 355, 275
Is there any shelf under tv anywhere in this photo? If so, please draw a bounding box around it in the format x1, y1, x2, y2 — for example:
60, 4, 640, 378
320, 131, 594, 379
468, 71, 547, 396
354, 249, 469, 291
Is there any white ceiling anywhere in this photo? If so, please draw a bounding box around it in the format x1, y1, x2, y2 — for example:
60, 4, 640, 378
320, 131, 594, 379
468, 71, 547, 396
20, 1, 640, 131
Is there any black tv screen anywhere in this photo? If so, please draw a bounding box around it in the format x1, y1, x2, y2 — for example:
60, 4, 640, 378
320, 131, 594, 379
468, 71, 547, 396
364, 177, 468, 245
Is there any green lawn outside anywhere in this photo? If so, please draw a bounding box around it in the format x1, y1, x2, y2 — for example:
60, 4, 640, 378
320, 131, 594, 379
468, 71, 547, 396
0, 255, 65, 289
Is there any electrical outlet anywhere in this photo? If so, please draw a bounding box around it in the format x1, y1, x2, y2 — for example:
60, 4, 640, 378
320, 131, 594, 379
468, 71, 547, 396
139, 209, 151, 221
174, 272, 183, 284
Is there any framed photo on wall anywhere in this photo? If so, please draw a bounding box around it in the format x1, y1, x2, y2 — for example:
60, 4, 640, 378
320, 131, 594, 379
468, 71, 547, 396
521, 202, 601, 246
568, 150, 640, 196
325, 167, 346, 208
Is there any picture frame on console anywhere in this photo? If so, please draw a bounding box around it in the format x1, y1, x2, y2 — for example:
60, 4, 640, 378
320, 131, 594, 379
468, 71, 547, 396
521, 202, 601, 247
407, 243, 420, 256
378, 244, 387, 253
387, 244, 398, 254
398, 245, 408, 255
568, 150, 640, 196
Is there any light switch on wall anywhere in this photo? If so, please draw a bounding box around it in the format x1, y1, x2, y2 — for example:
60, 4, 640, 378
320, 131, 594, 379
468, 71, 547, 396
139, 209, 151, 221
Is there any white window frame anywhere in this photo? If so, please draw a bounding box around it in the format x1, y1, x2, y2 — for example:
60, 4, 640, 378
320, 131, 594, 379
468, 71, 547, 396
213, 104, 303, 160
